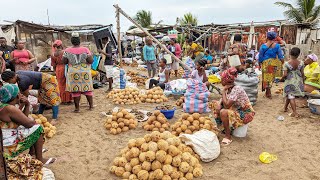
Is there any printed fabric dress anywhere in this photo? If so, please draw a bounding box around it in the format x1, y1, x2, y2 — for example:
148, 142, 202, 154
283, 62, 305, 97
213, 86, 255, 129
0, 104, 44, 160
63, 47, 93, 93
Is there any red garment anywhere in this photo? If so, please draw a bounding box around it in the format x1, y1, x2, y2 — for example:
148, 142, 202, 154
51, 51, 72, 103
174, 43, 182, 59
13, 50, 29, 63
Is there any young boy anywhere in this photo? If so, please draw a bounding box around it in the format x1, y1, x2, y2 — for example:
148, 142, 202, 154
281, 47, 305, 118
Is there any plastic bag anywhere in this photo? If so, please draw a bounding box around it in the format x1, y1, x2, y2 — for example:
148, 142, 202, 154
259, 152, 278, 164
179, 130, 220, 162
42, 167, 55, 180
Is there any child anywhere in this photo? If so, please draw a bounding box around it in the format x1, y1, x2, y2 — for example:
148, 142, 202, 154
281, 47, 305, 117
149, 58, 169, 90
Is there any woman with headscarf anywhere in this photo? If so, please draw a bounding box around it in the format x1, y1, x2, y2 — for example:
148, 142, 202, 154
259, 31, 284, 99
1, 71, 61, 124
10, 40, 36, 71
213, 68, 255, 146
304, 53, 320, 93
51, 40, 72, 104
0, 84, 55, 165
62, 32, 94, 112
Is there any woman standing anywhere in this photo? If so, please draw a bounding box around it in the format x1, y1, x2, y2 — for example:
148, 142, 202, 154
303, 53, 320, 92
1, 71, 61, 124
51, 40, 72, 104
0, 84, 55, 165
62, 32, 94, 112
259, 31, 284, 99
215, 68, 255, 145
143, 38, 157, 78
10, 40, 36, 71
228, 34, 247, 65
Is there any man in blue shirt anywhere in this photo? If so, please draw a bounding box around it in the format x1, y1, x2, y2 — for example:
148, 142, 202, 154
203, 50, 213, 64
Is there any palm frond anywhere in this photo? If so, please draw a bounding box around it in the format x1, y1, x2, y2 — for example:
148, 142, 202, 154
309, 4, 320, 22
274, 2, 295, 8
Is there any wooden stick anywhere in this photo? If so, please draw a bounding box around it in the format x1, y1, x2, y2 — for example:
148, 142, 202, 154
113, 4, 192, 71
116, 6, 123, 66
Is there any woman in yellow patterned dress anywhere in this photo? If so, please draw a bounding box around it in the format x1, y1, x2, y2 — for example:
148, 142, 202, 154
62, 32, 94, 112
258, 31, 284, 99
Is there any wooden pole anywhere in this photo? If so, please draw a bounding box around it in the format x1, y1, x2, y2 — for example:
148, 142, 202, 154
116, 6, 123, 66
113, 4, 191, 71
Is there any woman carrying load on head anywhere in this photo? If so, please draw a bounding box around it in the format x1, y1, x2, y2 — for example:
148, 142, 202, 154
259, 31, 284, 99
1, 70, 61, 124
51, 40, 72, 104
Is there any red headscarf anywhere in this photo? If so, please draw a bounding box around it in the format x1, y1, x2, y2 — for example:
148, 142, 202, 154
221, 67, 238, 83
52, 40, 63, 54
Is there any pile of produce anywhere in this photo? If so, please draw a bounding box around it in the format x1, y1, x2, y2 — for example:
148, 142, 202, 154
31, 114, 57, 138
110, 131, 203, 179
131, 109, 145, 121
175, 96, 185, 107
127, 71, 145, 86
104, 109, 138, 135
142, 87, 169, 103
275, 88, 283, 94
170, 68, 185, 78
143, 110, 170, 132
156, 105, 174, 110
130, 61, 138, 67
171, 113, 219, 136
106, 88, 142, 105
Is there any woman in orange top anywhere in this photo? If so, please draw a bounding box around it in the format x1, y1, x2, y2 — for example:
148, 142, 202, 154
51, 40, 72, 104
11, 40, 36, 71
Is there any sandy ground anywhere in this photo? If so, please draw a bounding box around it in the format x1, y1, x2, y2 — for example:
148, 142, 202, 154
42, 69, 320, 180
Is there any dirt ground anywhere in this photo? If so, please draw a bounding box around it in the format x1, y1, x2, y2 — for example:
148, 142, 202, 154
42, 69, 320, 180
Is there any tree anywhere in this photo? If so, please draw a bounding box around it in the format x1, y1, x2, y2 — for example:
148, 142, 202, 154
275, 0, 320, 25
179, 13, 198, 26
134, 10, 153, 28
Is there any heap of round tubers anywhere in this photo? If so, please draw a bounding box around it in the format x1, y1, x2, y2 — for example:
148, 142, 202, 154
127, 71, 145, 86
104, 109, 138, 135
170, 67, 185, 78
171, 113, 219, 136
175, 96, 185, 107
106, 88, 143, 105
110, 131, 203, 179
31, 114, 57, 138
143, 87, 169, 103
143, 110, 170, 132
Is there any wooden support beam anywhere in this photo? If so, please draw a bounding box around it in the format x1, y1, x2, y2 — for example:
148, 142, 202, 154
113, 4, 191, 71
115, 6, 123, 66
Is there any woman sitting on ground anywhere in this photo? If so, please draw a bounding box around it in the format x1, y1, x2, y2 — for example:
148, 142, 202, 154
191, 59, 209, 86
149, 58, 169, 90
1, 70, 61, 124
214, 67, 255, 146
303, 53, 320, 93
0, 84, 55, 164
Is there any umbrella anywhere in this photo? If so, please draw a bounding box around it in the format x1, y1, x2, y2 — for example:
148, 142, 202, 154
126, 28, 149, 37
161, 36, 171, 42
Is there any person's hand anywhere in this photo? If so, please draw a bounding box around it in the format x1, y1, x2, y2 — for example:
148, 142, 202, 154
223, 84, 234, 91
97, 49, 103, 54
19, 94, 30, 106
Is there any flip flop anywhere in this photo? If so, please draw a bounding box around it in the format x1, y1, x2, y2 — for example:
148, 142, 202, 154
288, 113, 301, 118
221, 138, 232, 146
42, 148, 48, 153
73, 110, 80, 113
44, 157, 57, 166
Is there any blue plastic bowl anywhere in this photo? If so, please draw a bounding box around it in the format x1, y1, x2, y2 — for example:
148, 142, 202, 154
156, 107, 176, 119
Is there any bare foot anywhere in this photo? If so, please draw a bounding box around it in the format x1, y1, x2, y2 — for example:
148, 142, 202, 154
289, 112, 301, 118
73, 109, 80, 113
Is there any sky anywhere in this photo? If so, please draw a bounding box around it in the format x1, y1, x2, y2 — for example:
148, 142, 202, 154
1, 0, 319, 31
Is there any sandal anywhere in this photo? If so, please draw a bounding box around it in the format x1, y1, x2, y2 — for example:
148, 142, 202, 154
42, 148, 48, 153
73, 109, 80, 113
221, 138, 233, 146
44, 157, 57, 166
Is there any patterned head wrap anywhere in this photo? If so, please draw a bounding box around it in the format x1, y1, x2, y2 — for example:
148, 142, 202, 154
307, 53, 318, 62
0, 84, 19, 103
267, 31, 277, 40
221, 67, 238, 83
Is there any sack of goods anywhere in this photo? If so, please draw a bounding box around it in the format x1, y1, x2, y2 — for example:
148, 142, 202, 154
235, 72, 259, 105
183, 79, 211, 113
113, 67, 127, 89
182, 57, 195, 78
